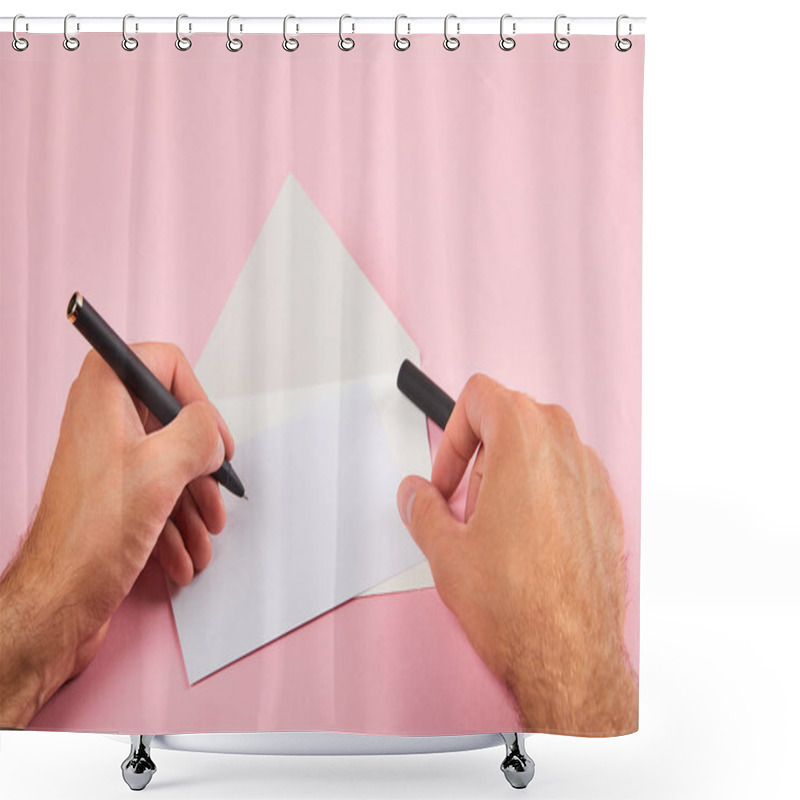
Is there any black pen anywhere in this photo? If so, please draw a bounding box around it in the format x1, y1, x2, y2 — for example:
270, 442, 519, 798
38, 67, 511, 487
67, 291, 246, 499
396, 359, 455, 430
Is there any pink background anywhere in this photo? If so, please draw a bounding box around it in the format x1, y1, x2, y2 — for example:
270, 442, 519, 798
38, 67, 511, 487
0, 33, 643, 734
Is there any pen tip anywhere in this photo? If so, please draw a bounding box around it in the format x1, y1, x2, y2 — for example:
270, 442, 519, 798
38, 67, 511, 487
243, 494, 249, 501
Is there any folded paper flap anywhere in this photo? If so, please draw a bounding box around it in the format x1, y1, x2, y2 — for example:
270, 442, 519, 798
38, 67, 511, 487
195, 174, 420, 399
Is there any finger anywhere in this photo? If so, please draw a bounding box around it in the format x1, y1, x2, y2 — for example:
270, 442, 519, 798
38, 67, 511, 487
129, 342, 235, 459
157, 517, 194, 587
76, 349, 141, 415
133, 401, 225, 521
397, 475, 463, 571
188, 474, 227, 534
432, 373, 508, 499
173, 490, 213, 572
464, 444, 486, 522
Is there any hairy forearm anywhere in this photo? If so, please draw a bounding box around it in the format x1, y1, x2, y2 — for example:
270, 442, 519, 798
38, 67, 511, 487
510, 641, 639, 736
0, 530, 75, 729
0, 578, 47, 727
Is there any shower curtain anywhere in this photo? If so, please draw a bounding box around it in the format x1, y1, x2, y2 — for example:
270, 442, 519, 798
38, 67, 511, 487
0, 28, 643, 736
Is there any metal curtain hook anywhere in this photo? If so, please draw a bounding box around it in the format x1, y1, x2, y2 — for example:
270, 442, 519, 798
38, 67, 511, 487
499, 14, 516, 50
394, 14, 410, 50
227, 14, 243, 51
176, 14, 192, 51
63, 13, 80, 51
283, 15, 299, 51
443, 14, 460, 51
616, 14, 632, 51
338, 14, 355, 51
553, 14, 570, 51
122, 14, 138, 51
12, 14, 29, 51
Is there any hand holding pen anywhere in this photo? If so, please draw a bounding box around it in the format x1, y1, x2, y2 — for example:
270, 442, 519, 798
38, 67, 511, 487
0, 333, 239, 726
395, 360, 638, 734
68, 293, 245, 498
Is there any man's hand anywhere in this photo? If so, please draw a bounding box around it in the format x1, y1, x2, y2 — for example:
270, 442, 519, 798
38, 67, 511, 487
397, 374, 637, 735
0, 343, 234, 728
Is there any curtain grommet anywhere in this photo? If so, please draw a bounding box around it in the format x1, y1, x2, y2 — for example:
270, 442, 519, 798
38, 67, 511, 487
338, 14, 355, 51
553, 14, 570, 51
443, 14, 460, 51
615, 15, 632, 51
283, 15, 299, 52
121, 14, 138, 51
12, 14, 29, 51
63, 13, 80, 51
226, 15, 243, 52
499, 14, 516, 51
11, 14, 29, 53
394, 15, 410, 51
175, 14, 192, 51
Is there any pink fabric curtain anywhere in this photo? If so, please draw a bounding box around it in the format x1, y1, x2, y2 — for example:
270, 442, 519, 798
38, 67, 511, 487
0, 32, 643, 735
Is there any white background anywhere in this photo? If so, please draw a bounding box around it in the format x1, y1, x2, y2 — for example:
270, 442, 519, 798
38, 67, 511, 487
2, 1, 798, 798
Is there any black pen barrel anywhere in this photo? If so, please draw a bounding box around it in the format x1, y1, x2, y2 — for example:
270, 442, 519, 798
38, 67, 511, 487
396, 359, 455, 431
68, 292, 182, 424
67, 291, 245, 498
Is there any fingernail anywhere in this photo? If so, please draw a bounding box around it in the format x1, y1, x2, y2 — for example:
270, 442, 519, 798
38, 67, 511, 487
397, 480, 417, 526
215, 434, 225, 465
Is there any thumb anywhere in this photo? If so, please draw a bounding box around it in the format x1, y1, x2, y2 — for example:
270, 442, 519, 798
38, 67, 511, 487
397, 475, 462, 566
135, 400, 225, 509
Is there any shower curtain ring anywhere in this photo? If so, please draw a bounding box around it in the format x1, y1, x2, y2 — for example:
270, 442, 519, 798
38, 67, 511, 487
443, 14, 460, 51
63, 13, 80, 51
226, 15, 243, 51
175, 14, 192, 51
12, 14, 29, 51
122, 14, 138, 51
338, 14, 355, 51
499, 14, 516, 50
553, 14, 570, 51
394, 15, 410, 50
615, 14, 632, 51
283, 15, 299, 51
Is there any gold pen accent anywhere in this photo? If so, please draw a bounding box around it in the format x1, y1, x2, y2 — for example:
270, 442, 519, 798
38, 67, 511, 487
67, 291, 84, 323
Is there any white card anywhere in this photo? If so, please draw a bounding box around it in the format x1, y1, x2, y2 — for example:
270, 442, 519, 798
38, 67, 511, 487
168, 381, 426, 684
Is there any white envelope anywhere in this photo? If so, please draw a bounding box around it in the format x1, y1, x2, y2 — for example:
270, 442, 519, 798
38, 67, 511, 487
169, 174, 438, 683
193, 173, 435, 596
